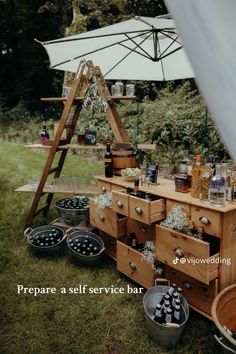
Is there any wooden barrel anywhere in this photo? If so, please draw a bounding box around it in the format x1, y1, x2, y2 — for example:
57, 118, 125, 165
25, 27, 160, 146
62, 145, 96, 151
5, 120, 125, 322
112, 143, 137, 176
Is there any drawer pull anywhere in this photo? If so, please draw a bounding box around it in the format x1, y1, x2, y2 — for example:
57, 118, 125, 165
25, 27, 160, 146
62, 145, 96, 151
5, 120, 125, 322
174, 247, 185, 258
129, 261, 137, 274
101, 186, 107, 192
139, 226, 147, 233
183, 281, 192, 289
199, 216, 211, 224
116, 200, 123, 208
99, 214, 105, 221
135, 207, 143, 215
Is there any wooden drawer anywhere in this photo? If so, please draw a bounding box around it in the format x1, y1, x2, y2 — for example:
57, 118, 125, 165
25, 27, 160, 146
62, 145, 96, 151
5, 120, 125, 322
166, 199, 191, 218
112, 190, 129, 216
97, 180, 111, 193
110, 183, 124, 191
117, 240, 155, 289
127, 219, 156, 243
156, 225, 219, 284
100, 231, 117, 260
89, 201, 127, 238
191, 205, 222, 238
165, 266, 218, 316
129, 194, 165, 224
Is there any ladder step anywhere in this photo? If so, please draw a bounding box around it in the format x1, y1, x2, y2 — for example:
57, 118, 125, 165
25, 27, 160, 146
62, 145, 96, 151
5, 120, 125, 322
34, 203, 49, 217
48, 166, 61, 175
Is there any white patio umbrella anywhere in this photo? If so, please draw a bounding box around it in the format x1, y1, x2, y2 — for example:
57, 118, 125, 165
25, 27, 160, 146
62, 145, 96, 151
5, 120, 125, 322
38, 16, 195, 81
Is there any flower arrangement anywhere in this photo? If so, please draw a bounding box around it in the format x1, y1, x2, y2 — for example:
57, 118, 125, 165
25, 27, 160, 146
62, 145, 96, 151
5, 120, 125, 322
94, 192, 112, 216
121, 168, 141, 181
160, 205, 194, 236
141, 241, 163, 273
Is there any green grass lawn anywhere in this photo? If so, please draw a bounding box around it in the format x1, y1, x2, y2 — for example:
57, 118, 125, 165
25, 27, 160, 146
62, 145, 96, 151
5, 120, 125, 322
0, 142, 220, 354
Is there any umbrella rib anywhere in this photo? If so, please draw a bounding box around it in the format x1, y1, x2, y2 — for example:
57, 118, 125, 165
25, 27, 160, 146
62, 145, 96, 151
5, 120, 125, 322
104, 34, 152, 77
120, 32, 154, 59
43, 29, 153, 45
50, 31, 151, 69
158, 34, 182, 60
160, 30, 182, 46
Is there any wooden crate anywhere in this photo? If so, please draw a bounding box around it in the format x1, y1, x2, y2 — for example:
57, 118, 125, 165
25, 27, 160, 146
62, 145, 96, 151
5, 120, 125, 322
89, 200, 127, 238
156, 225, 219, 285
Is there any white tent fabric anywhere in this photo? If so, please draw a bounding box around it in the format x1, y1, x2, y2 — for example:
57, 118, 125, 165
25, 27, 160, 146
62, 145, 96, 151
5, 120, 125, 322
40, 17, 195, 81
165, 0, 236, 161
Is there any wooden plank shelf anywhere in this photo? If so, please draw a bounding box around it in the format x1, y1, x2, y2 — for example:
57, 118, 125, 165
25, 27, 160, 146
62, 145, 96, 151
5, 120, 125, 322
24, 143, 156, 150
15, 184, 97, 195
41, 95, 138, 103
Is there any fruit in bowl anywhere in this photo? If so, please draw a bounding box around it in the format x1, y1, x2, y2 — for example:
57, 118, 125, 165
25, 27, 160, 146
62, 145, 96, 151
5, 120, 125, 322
121, 168, 141, 182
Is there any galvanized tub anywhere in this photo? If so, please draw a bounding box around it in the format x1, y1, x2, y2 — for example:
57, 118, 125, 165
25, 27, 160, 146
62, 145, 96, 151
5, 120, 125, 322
24, 225, 66, 256
55, 196, 89, 226
66, 229, 105, 266
143, 279, 189, 349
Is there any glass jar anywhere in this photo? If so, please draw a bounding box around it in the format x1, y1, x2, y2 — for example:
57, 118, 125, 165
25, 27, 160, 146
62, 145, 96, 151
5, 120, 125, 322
114, 81, 124, 96
126, 84, 135, 96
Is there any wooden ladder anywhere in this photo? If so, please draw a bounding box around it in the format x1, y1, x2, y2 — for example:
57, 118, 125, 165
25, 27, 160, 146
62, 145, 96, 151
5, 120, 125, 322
25, 60, 129, 228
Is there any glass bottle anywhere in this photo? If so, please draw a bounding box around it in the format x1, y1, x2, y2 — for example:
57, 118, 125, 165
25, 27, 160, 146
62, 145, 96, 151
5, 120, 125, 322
221, 163, 232, 201
231, 166, 236, 201
173, 305, 181, 325
40, 121, 49, 142
154, 304, 163, 323
191, 154, 203, 198
104, 144, 113, 178
174, 161, 192, 193
199, 163, 212, 202
209, 164, 226, 206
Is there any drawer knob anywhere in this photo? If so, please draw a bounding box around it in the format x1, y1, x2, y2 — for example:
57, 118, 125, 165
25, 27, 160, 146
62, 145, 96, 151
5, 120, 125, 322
183, 281, 191, 289
116, 200, 123, 208
174, 247, 185, 258
139, 226, 147, 233
101, 186, 107, 192
135, 207, 143, 215
99, 214, 105, 221
129, 261, 137, 274
199, 216, 211, 224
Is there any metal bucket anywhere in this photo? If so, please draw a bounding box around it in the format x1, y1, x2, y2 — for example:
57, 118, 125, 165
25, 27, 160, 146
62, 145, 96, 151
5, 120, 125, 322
66, 229, 105, 266
143, 279, 189, 349
55, 197, 89, 226
24, 225, 66, 256
211, 284, 236, 353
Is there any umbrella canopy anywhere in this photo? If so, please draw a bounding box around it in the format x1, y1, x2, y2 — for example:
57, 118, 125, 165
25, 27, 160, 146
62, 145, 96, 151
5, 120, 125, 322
39, 16, 195, 81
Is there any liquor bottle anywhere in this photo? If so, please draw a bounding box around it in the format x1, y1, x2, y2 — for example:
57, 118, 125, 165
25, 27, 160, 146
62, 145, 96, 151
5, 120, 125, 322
133, 178, 140, 195
209, 164, 226, 206
199, 163, 212, 202
40, 121, 49, 142
164, 308, 173, 324
154, 304, 163, 324
174, 161, 192, 193
173, 305, 181, 325
221, 163, 232, 201
191, 154, 203, 198
130, 233, 137, 249
104, 144, 113, 178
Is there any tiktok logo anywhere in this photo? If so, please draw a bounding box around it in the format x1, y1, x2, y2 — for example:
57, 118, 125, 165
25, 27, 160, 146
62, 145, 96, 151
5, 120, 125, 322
173, 257, 179, 264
